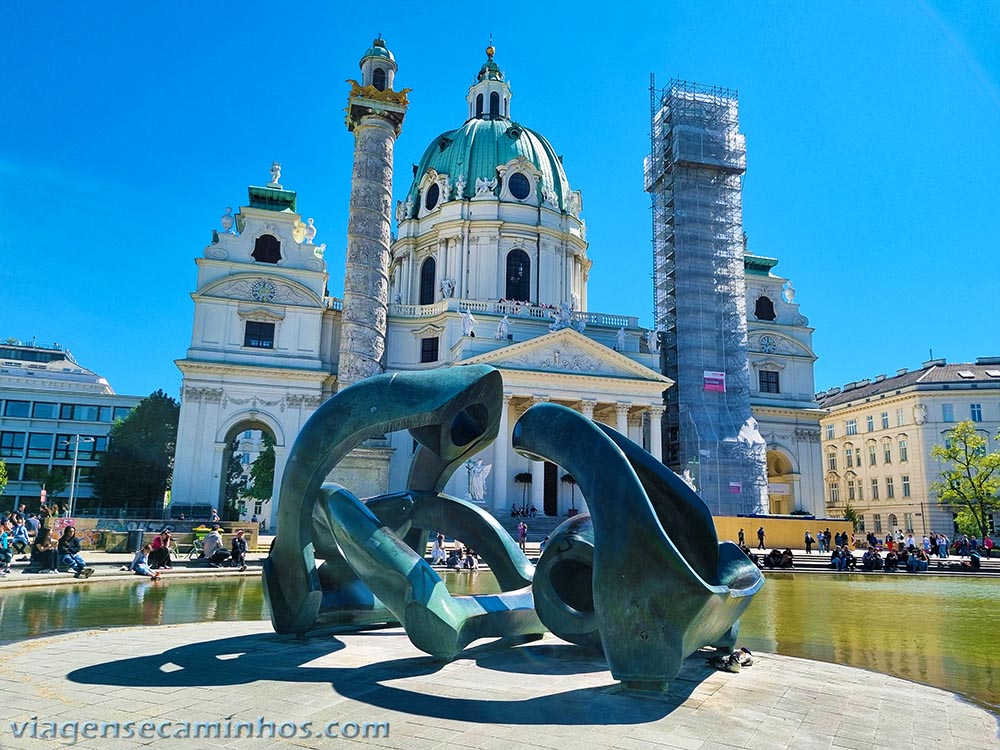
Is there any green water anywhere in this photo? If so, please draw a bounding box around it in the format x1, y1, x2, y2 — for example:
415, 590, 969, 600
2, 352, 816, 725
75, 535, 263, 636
1, 572, 996, 712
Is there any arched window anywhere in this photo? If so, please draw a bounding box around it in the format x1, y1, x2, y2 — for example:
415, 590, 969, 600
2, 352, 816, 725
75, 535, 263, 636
372, 67, 386, 91
888, 513, 898, 529
754, 295, 776, 321
419, 257, 436, 305
505, 249, 530, 301
489, 92, 500, 119
252, 234, 281, 264
476, 94, 484, 118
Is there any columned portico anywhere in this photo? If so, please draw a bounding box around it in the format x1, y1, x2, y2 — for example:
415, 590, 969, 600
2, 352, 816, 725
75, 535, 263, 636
615, 402, 630, 435
492, 393, 513, 512
529, 396, 549, 511
648, 405, 665, 461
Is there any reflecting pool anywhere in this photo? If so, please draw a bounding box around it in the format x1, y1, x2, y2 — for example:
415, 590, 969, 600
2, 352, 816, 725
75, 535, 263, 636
1, 572, 996, 712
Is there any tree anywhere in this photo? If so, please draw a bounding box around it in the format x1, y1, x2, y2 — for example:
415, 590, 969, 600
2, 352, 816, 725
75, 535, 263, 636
514, 472, 532, 508
222, 437, 247, 521
38, 467, 69, 502
561, 473, 577, 511
245, 432, 275, 503
92, 390, 180, 516
841, 502, 861, 532
931, 420, 1000, 539
0, 458, 7, 499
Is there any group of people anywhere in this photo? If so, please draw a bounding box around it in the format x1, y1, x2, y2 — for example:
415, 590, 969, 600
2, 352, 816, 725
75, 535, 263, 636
803, 528, 851, 554
429, 533, 482, 570
1, 504, 95, 578
509, 505, 537, 518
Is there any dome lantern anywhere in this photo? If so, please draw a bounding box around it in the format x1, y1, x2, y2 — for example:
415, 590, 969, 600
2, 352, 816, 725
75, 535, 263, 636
359, 36, 397, 91
467, 41, 512, 121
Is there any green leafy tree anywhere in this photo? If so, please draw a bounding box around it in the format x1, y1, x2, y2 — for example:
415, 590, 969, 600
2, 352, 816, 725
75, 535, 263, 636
222, 437, 248, 521
931, 420, 1000, 539
245, 432, 275, 503
92, 390, 180, 516
38, 467, 69, 503
0, 458, 8, 499
841, 502, 861, 532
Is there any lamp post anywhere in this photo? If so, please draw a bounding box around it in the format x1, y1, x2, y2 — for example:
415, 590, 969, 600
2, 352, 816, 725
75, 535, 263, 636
61, 435, 95, 519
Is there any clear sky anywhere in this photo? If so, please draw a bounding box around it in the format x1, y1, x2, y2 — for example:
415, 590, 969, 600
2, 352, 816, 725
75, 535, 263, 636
3, 1, 998, 399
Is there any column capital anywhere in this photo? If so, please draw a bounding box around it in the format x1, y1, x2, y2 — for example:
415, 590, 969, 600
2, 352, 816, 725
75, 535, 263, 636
614, 402, 632, 416
532, 395, 550, 404
580, 399, 597, 418
628, 413, 643, 428
648, 405, 666, 419
502, 393, 514, 405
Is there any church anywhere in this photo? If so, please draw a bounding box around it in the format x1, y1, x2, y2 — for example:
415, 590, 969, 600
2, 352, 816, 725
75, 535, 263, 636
169, 39, 822, 530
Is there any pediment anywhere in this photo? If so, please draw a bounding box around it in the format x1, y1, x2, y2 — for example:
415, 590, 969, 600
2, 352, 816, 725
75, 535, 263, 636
456, 328, 671, 384
199, 275, 322, 307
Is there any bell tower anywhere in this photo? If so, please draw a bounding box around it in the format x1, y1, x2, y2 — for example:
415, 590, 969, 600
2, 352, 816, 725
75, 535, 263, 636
337, 37, 409, 389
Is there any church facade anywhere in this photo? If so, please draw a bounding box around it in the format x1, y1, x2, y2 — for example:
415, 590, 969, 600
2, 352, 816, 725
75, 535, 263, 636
169, 39, 822, 528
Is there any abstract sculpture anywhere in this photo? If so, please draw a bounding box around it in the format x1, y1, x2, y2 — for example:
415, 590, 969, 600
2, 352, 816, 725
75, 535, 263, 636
265, 365, 763, 686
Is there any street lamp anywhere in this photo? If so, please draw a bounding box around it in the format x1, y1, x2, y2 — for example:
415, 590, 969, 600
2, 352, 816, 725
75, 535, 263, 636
60, 435, 95, 519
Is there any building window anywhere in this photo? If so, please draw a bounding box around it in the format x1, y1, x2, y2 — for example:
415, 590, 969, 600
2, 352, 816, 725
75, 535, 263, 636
251, 234, 281, 264
942, 403, 954, 422
505, 249, 531, 301
857, 484, 863, 501
419, 257, 436, 305
508, 172, 531, 200
753, 296, 776, 321
858, 515, 866, 532
873, 514, 882, 534
896, 408, 905, 427
0, 431, 26, 458
868, 443, 877, 466
971, 403, 983, 422
489, 91, 500, 118
244, 430, 252, 439
827, 450, 837, 471
759, 370, 780, 394
845, 446, 854, 468
903, 513, 913, 532
898, 438, 908, 462
244, 321, 275, 349
888, 512, 898, 529
847, 480, 856, 501
424, 182, 440, 211
880, 411, 889, 429
241, 453, 250, 465
882, 439, 892, 464
886, 477, 895, 499
372, 67, 386, 91
828, 482, 839, 504
846, 419, 857, 436
902, 475, 910, 497
420, 337, 439, 364
871, 478, 879, 500
4, 400, 30, 418
826, 424, 835, 440
26, 433, 54, 459
476, 93, 484, 118
866, 415, 874, 432
32, 402, 58, 419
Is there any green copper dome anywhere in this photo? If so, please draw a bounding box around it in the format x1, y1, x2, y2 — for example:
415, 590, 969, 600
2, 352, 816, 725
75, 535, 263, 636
361, 37, 394, 64
404, 117, 572, 212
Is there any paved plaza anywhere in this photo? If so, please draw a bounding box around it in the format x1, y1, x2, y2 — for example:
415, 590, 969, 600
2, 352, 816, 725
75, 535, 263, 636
2, 621, 997, 750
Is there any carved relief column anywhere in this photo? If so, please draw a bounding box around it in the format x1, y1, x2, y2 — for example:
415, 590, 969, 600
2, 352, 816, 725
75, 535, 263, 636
615, 402, 631, 435
492, 393, 513, 512
648, 405, 665, 462
530, 396, 549, 511
338, 76, 408, 389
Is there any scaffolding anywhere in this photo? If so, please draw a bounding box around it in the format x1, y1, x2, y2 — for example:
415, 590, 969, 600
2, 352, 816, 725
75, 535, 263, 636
644, 76, 766, 516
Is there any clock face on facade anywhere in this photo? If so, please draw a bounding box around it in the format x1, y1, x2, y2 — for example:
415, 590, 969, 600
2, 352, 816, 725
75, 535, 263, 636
759, 335, 778, 353
250, 279, 278, 303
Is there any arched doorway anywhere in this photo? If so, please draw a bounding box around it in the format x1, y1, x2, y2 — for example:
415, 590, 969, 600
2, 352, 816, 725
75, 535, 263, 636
765, 449, 796, 515
220, 420, 277, 528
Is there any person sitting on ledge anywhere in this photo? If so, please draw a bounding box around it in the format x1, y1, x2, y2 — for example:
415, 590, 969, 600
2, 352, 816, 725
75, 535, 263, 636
130, 544, 160, 580
884, 549, 899, 573
201, 525, 231, 567
57, 526, 94, 579
10, 517, 30, 558
149, 530, 174, 570
830, 547, 845, 571
763, 549, 783, 569
446, 548, 462, 569
841, 546, 857, 570
906, 550, 920, 573
780, 548, 795, 569
739, 544, 763, 569
230, 529, 248, 572
862, 547, 883, 571
463, 548, 480, 570
0, 518, 12, 575
29, 527, 59, 573
430, 533, 447, 565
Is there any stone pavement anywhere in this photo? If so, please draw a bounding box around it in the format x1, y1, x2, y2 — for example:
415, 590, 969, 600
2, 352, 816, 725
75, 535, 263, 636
2, 621, 997, 750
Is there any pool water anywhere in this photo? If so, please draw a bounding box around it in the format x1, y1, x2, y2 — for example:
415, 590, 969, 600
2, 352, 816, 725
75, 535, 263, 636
2, 571, 997, 712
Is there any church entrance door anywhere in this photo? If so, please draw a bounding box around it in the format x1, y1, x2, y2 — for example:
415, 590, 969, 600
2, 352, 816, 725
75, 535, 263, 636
544, 461, 558, 516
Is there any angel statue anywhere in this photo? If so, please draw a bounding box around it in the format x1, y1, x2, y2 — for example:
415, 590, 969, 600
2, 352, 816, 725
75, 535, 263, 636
468, 458, 492, 503
269, 161, 282, 185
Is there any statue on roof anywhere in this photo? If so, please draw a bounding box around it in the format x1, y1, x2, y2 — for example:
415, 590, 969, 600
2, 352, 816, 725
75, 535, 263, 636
269, 161, 282, 185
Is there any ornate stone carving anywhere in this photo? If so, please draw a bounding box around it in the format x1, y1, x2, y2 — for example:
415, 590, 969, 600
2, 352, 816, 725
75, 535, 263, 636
210, 278, 311, 306
221, 207, 235, 233
454, 174, 466, 198
566, 190, 582, 217
513, 344, 602, 373
269, 161, 281, 185
475, 176, 498, 195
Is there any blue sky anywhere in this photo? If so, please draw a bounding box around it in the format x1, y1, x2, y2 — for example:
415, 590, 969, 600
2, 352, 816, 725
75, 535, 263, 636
3, 1, 998, 399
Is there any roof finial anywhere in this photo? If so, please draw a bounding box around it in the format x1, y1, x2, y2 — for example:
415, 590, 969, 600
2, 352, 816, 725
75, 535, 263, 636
486, 33, 495, 60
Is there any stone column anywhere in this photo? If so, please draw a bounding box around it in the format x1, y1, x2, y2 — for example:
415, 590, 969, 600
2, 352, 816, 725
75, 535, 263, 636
492, 394, 513, 513
628, 413, 643, 446
648, 405, 665, 462
615, 402, 631, 435
581, 399, 596, 421
530, 396, 549, 512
